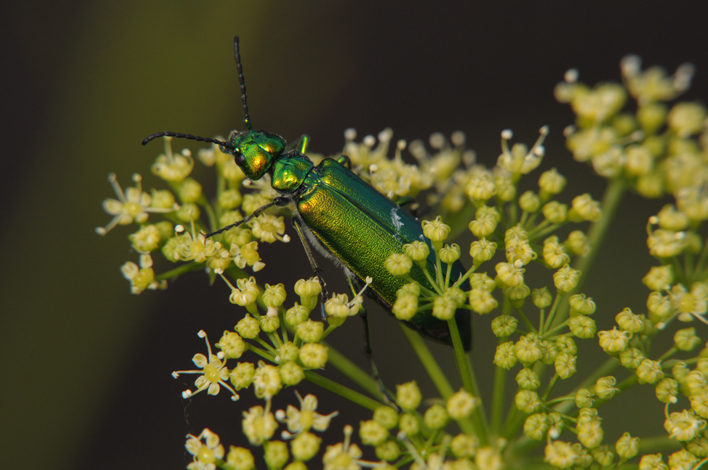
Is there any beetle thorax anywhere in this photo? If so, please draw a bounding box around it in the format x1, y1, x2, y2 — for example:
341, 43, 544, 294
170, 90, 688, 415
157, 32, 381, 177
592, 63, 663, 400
271, 154, 314, 194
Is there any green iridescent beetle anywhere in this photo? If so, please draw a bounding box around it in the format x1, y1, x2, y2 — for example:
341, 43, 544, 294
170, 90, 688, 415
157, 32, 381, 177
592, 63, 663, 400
143, 37, 471, 350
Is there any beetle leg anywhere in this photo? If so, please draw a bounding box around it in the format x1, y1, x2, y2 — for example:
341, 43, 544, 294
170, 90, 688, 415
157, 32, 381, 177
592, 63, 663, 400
203, 196, 290, 238
335, 154, 352, 169
348, 277, 402, 411
285, 134, 311, 154
290, 216, 329, 320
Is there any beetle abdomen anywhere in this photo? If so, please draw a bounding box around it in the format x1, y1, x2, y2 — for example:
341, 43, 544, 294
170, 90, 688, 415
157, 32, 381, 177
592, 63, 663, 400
297, 158, 471, 349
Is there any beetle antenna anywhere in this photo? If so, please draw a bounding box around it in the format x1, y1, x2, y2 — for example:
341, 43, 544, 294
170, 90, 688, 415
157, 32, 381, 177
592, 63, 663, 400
233, 36, 252, 131
141, 132, 229, 147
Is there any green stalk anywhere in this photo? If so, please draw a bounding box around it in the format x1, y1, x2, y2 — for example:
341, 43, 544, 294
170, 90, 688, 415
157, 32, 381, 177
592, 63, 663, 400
657, 346, 679, 362
541, 374, 559, 402
672, 256, 686, 285
509, 199, 519, 226
490, 338, 507, 437
695, 234, 708, 275
201, 198, 218, 234
503, 403, 521, 442
448, 318, 489, 444
591, 374, 638, 409
577, 177, 627, 281
244, 343, 276, 362
326, 344, 384, 401
576, 357, 620, 390
685, 251, 695, 281
542, 292, 564, 334
543, 319, 570, 336
155, 261, 205, 281
554, 177, 626, 324
529, 222, 563, 241
503, 399, 529, 442
515, 306, 538, 334
637, 436, 682, 454
399, 323, 454, 399
305, 371, 382, 411
448, 318, 479, 397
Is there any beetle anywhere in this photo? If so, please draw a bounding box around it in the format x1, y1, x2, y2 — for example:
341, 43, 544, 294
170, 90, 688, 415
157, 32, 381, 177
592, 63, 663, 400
143, 36, 471, 350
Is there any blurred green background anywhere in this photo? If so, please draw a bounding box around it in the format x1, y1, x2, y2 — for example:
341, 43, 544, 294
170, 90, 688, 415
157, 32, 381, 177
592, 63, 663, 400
2, 2, 706, 468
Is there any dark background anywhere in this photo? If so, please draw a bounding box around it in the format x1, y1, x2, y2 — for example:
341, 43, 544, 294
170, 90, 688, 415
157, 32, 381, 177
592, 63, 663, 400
2, 2, 706, 469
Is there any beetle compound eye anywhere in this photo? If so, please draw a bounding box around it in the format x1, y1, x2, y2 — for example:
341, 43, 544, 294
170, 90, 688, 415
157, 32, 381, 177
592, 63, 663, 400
234, 152, 246, 166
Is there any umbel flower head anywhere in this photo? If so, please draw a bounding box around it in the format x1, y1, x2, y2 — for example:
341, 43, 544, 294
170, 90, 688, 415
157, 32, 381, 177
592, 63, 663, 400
99, 49, 708, 470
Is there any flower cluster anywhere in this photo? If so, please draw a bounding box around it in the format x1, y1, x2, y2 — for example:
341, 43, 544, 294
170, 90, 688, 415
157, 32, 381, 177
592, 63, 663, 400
97, 136, 292, 293
100, 54, 708, 469
544, 56, 708, 470
170, 274, 370, 404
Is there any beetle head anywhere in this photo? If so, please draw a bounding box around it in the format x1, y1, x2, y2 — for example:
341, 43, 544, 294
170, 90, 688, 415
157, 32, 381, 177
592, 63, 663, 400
224, 130, 286, 180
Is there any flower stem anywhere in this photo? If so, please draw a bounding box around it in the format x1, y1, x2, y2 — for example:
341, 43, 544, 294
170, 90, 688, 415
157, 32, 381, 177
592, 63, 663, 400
542, 292, 564, 334
155, 261, 204, 281
657, 346, 678, 362
672, 256, 686, 285
638, 436, 682, 454
685, 251, 695, 281
397, 325, 478, 441
554, 357, 620, 416
491, 338, 507, 437
695, 235, 708, 276
202, 199, 218, 234
399, 323, 454, 399
503, 402, 521, 441
543, 319, 570, 336
541, 374, 559, 401
592, 374, 638, 409
515, 305, 537, 334
447, 318, 489, 445
304, 370, 382, 411
325, 344, 385, 402
552, 177, 627, 326
578, 177, 627, 281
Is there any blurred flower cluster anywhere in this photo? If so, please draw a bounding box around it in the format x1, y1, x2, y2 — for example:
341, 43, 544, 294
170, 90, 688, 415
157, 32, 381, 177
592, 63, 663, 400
99, 55, 708, 469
